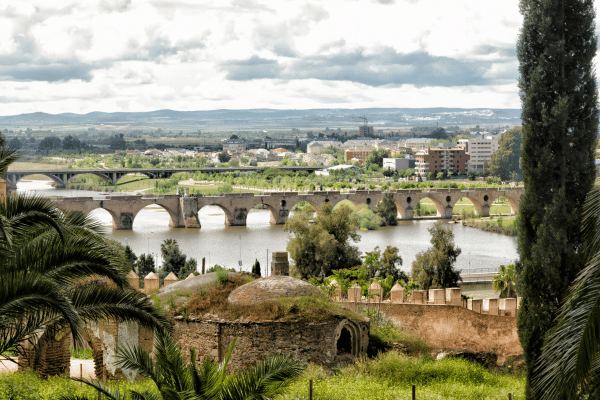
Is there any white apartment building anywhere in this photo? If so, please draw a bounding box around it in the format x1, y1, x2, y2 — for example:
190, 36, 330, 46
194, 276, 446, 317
458, 136, 500, 172
401, 138, 434, 152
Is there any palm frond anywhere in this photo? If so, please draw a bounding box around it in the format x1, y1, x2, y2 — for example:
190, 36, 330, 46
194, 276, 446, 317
69, 283, 172, 334
0, 147, 20, 176
221, 354, 306, 400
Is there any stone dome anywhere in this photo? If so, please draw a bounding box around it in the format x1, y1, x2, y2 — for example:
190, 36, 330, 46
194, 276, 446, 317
227, 275, 326, 306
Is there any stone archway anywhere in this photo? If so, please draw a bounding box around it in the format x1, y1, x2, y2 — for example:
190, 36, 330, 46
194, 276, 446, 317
333, 319, 366, 362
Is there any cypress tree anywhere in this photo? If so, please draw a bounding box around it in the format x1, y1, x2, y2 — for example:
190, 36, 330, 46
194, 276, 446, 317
516, 0, 598, 396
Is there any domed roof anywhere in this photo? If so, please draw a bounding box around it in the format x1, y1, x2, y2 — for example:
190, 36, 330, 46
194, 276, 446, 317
228, 275, 326, 306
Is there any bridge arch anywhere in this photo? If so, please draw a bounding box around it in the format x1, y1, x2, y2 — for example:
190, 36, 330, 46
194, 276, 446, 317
14, 172, 66, 188
448, 195, 484, 218
413, 195, 446, 218
132, 203, 180, 229
199, 203, 235, 226
289, 199, 321, 214
488, 193, 520, 215
65, 172, 113, 185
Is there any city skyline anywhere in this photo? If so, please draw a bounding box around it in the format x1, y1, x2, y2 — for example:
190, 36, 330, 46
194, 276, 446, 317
2, 0, 525, 115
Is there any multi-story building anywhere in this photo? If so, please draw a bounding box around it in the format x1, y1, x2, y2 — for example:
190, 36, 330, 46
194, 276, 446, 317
306, 140, 343, 154
359, 125, 374, 136
344, 149, 372, 165
222, 139, 246, 152
415, 147, 470, 176
401, 138, 434, 152
457, 136, 500, 172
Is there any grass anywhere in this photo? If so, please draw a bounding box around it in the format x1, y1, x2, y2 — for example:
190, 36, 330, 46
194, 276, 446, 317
0, 371, 156, 400
181, 273, 364, 323
70, 348, 93, 360
279, 353, 524, 400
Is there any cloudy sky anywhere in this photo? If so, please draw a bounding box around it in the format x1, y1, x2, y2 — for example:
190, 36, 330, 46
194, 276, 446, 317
0, 0, 524, 115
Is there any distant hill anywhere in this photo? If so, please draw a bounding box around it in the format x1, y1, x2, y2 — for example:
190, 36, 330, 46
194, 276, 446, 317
0, 108, 521, 131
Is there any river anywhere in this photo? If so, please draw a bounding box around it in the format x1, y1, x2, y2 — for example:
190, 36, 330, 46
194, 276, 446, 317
17, 180, 519, 275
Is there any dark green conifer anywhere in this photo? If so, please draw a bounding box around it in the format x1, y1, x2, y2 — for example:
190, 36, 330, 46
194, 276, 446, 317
516, 0, 598, 396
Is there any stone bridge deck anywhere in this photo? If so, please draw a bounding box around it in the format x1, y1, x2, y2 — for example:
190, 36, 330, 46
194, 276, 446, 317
56, 187, 524, 230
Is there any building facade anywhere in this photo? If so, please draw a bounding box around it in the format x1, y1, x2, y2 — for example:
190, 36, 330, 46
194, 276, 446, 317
344, 149, 372, 165
457, 136, 500, 172
415, 147, 470, 176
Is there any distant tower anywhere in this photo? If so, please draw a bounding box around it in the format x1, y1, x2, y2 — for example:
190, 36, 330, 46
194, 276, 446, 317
358, 116, 374, 136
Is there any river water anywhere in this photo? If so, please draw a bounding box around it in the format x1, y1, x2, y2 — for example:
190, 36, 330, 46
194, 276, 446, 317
17, 180, 518, 275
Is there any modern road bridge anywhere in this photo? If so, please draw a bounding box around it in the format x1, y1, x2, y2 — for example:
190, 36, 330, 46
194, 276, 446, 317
5, 166, 323, 188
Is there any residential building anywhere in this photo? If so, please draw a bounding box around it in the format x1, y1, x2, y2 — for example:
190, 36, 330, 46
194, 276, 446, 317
414, 147, 470, 176
458, 136, 500, 172
306, 140, 343, 154
222, 139, 247, 152
344, 149, 372, 165
401, 138, 434, 152
343, 139, 382, 150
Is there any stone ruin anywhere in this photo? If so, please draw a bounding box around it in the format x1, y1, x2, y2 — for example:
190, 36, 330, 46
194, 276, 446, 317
174, 251, 370, 369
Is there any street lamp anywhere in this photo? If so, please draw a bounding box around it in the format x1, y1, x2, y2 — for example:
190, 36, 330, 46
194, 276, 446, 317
239, 235, 242, 270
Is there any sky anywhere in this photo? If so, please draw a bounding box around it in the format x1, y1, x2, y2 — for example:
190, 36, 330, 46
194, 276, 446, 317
0, 0, 525, 115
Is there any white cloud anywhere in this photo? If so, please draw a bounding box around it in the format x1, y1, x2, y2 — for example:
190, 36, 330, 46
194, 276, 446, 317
0, 0, 525, 115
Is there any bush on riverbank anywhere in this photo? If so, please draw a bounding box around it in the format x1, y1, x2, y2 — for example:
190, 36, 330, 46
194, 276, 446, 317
462, 216, 517, 236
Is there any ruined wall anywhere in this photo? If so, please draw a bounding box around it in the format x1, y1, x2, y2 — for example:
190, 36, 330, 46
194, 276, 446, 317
377, 303, 522, 361
176, 317, 369, 369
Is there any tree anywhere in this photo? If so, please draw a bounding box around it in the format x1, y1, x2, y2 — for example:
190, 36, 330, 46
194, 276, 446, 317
516, 0, 598, 394
364, 148, 388, 170
429, 127, 448, 140
108, 134, 127, 150
487, 128, 523, 181
363, 245, 407, 281
7, 137, 21, 149
492, 264, 517, 298
0, 142, 170, 362
123, 245, 137, 271
411, 223, 461, 290
63, 331, 305, 400
218, 151, 231, 163
285, 202, 361, 278
252, 259, 261, 276
178, 258, 197, 279
160, 239, 187, 278
136, 253, 156, 279
374, 192, 398, 226
532, 188, 600, 398
37, 136, 62, 152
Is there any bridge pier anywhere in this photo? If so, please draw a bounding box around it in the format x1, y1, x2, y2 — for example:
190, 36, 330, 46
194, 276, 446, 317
480, 204, 490, 218
114, 212, 134, 230
270, 209, 289, 225
180, 197, 200, 228
443, 206, 454, 219
227, 207, 248, 226
402, 207, 414, 220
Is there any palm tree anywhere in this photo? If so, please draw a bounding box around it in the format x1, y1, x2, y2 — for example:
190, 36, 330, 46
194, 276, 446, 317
60, 330, 306, 400
532, 187, 600, 398
0, 142, 171, 366
492, 264, 517, 298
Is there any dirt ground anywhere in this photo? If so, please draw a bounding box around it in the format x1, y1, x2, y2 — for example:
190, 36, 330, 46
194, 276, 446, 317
0, 357, 96, 378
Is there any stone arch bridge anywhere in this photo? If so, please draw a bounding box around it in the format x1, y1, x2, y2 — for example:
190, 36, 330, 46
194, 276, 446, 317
56, 187, 524, 230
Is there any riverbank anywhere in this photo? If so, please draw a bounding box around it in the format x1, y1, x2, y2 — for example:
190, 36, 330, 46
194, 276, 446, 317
461, 216, 518, 237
